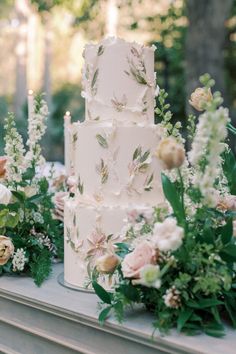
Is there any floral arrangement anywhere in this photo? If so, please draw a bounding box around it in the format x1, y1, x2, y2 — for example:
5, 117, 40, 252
92, 74, 236, 337
0, 94, 64, 285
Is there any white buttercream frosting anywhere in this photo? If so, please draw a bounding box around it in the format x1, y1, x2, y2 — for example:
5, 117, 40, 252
81, 36, 156, 125
64, 37, 163, 289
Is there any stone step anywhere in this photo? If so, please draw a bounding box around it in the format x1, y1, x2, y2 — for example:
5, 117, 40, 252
0, 264, 235, 354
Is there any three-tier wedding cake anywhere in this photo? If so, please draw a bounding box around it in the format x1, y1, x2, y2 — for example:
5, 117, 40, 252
64, 37, 164, 288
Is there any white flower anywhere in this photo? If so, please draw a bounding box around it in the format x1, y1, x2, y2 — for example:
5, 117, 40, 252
32, 211, 44, 224
188, 107, 230, 207
153, 218, 184, 252
12, 248, 28, 272
132, 264, 161, 289
4, 113, 26, 184
0, 184, 12, 205
163, 286, 181, 308
25, 97, 48, 169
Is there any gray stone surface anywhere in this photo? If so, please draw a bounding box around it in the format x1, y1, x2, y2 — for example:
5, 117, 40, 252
0, 264, 235, 354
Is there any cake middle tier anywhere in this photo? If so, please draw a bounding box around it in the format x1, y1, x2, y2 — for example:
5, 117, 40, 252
67, 123, 164, 205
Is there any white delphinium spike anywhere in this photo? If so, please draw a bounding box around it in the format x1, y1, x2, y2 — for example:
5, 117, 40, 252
25, 94, 49, 169
188, 107, 230, 207
4, 113, 26, 185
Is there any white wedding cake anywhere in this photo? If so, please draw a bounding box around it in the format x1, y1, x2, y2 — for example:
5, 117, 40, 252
64, 37, 164, 289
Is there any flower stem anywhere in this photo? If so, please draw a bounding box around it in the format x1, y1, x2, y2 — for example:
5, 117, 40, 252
227, 123, 236, 135
177, 168, 187, 233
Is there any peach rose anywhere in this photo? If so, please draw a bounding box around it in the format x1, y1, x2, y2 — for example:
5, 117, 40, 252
189, 87, 213, 111
96, 254, 120, 274
217, 195, 236, 211
156, 137, 185, 170
121, 240, 156, 279
0, 157, 7, 178
0, 236, 14, 266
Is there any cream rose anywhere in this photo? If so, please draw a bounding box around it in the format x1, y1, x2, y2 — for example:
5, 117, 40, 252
189, 87, 213, 111
96, 254, 120, 274
121, 240, 156, 279
156, 137, 185, 170
0, 236, 14, 266
153, 218, 184, 252
0, 183, 12, 205
23, 185, 38, 198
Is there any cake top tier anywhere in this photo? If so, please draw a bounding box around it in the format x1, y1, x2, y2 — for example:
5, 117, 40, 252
81, 37, 157, 125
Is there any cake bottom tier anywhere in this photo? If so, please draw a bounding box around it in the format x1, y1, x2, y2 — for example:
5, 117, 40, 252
64, 198, 154, 289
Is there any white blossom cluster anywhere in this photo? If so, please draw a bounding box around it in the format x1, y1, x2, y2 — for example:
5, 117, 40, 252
12, 248, 28, 272
188, 107, 230, 207
25, 97, 48, 169
30, 228, 55, 253
32, 211, 44, 224
163, 286, 181, 309
4, 113, 26, 184
38, 235, 55, 253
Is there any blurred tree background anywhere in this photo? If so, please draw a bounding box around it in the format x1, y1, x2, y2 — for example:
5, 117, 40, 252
0, 0, 236, 161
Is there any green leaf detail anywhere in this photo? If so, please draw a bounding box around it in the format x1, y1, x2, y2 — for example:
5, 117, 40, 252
11, 191, 26, 203
97, 45, 105, 56
98, 306, 112, 324
177, 308, 193, 332
91, 69, 99, 89
78, 176, 84, 195
219, 218, 233, 244
96, 134, 108, 148
92, 281, 112, 304
30, 249, 52, 287
161, 173, 185, 225
119, 284, 140, 302
220, 244, 236, 262
140, 150, 150, 163
187, 298, 224, 309
132, 146, 141, 160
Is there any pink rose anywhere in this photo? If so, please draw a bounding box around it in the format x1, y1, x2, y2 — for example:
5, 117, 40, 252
121, 241, 156, 279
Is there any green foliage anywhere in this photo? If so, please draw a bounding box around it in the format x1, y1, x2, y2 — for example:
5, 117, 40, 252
155, 89, 182, 141
161, 173, 185, 226
92, 281, 112, 304
0, 103, 63, 286
30, 248, 52, 286
95, 150, 236, 337
222, 149, 236, 195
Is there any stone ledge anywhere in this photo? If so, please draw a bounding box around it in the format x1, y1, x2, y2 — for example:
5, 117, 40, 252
0, 264, 235, 354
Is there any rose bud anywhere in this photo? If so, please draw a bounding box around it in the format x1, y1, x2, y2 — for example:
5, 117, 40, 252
189, 87, 213, 111
96, 254, 120, 274
155, 137, 185, 170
